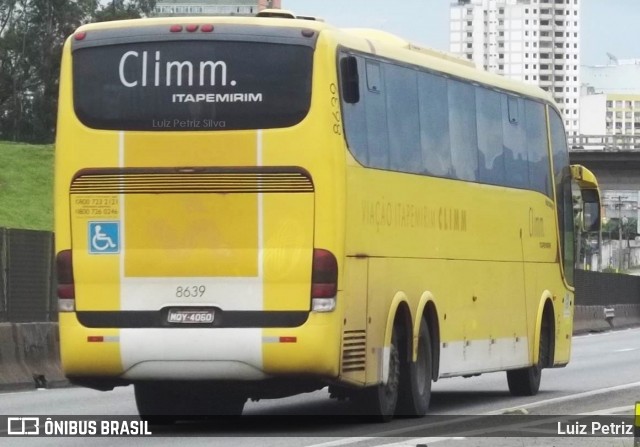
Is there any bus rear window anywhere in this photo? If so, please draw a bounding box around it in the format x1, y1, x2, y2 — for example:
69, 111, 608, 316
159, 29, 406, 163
73, 41, 313, 131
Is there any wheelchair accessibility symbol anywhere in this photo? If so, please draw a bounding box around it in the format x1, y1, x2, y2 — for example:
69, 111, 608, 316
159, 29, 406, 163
88, 222, 120, 254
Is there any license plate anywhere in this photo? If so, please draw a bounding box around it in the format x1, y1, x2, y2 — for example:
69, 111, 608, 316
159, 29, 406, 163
167, 309, 215, 324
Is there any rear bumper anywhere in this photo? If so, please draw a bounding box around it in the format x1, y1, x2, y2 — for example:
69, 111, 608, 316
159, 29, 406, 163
59, 311, 341, 382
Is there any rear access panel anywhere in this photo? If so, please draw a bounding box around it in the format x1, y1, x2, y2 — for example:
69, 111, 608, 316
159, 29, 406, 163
69, 167, 315, 319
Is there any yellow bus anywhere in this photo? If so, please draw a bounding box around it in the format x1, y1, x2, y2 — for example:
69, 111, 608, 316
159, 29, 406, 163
55, 10, 600, 420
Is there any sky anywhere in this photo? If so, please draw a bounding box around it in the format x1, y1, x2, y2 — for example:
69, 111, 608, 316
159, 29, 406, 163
283, 0, 640, 67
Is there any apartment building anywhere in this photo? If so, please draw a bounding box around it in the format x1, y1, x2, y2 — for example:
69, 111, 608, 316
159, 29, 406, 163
450, 0, 581, 136
155, 0, 281, 17
581, 59, 640, 139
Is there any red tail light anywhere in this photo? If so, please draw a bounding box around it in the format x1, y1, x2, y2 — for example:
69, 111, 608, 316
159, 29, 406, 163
170, 24, 214, 33
56, 250, 75, 299
311, 249, 338, 298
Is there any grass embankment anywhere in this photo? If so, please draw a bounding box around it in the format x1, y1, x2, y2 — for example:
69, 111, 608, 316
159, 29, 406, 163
0, 141, 54, 231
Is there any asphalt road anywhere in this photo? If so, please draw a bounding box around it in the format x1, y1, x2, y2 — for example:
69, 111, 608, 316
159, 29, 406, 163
2, 327, 639, 446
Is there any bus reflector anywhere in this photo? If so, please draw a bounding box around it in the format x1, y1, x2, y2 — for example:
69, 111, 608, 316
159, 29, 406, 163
58, 299, 75, 313
170, 24, 183, 32
56, 250, 75, 310
87, 336, 104, 343
311, 249, 337, 312
279, 337, 297, 343
312, 298, 336, 312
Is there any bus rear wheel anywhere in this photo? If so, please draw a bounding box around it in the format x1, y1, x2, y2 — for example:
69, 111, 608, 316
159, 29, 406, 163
397, 317, 432, 416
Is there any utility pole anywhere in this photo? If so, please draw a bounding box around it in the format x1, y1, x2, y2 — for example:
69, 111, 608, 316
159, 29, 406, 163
597, 222, 603, 272
616, 196, 623, 272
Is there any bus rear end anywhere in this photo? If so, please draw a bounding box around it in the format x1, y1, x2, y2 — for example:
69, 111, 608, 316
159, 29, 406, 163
55, 18, 344, 416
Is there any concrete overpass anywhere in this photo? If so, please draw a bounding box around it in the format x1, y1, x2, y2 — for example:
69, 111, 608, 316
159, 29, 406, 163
568, 135, 640, 191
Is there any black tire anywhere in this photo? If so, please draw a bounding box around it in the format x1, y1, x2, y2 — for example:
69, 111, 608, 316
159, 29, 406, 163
397, 317, 432, 417
506, 362, 541, 396
507, 313, 551, 396
355, 326, 401, 422
134, 383, 178, 425
205, 396, 246, 417
135, 382, 246, 423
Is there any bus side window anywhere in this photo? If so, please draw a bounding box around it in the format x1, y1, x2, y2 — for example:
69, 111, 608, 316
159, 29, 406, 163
384, 64, 421, 174
366, 60, 382, 93
503, 95, 529, 189
340, 54, 368, 165
476, 87, 505, 185
448, 79, 478, 181
418, 72, 452, 178
364, 60, 389, 170
525, 101, 552, 197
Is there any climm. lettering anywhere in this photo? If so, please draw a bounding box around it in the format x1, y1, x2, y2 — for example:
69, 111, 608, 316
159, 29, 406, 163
118, 51, 233, 88
438, 208, 467, 232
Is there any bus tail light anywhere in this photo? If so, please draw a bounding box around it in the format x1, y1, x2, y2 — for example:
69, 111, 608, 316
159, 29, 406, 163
56, 250, 75, 312
311, 249, 337, 312
169, 24, 214, 33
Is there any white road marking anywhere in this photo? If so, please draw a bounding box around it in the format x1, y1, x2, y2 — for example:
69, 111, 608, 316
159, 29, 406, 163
578, 405, 635, 415
304, 381, 640, 447
485, 380, 640, 414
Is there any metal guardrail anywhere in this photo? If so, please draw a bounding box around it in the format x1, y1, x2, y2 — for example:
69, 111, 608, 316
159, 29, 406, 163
569, 134, 640, 151
0, 228, 56, 323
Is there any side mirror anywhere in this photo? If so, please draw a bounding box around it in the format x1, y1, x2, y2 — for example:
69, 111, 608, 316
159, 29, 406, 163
571, 165, 601, 233
581, 189, 601, 233
340, 56, 360, 104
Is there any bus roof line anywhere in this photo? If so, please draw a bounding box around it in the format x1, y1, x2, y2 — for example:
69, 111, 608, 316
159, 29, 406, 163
343, 28, 474, 68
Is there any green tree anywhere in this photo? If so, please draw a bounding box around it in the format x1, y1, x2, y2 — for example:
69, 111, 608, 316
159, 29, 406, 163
0, 1, 17, 35
0, 0, 155, 143
2, 0, 98, 142
95, 1, 156, 22
603, 217, 638, 242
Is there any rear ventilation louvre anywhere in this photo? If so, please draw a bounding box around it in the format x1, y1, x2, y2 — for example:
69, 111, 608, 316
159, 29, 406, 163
70, 167, 314, 194
341, 329, 366, 373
